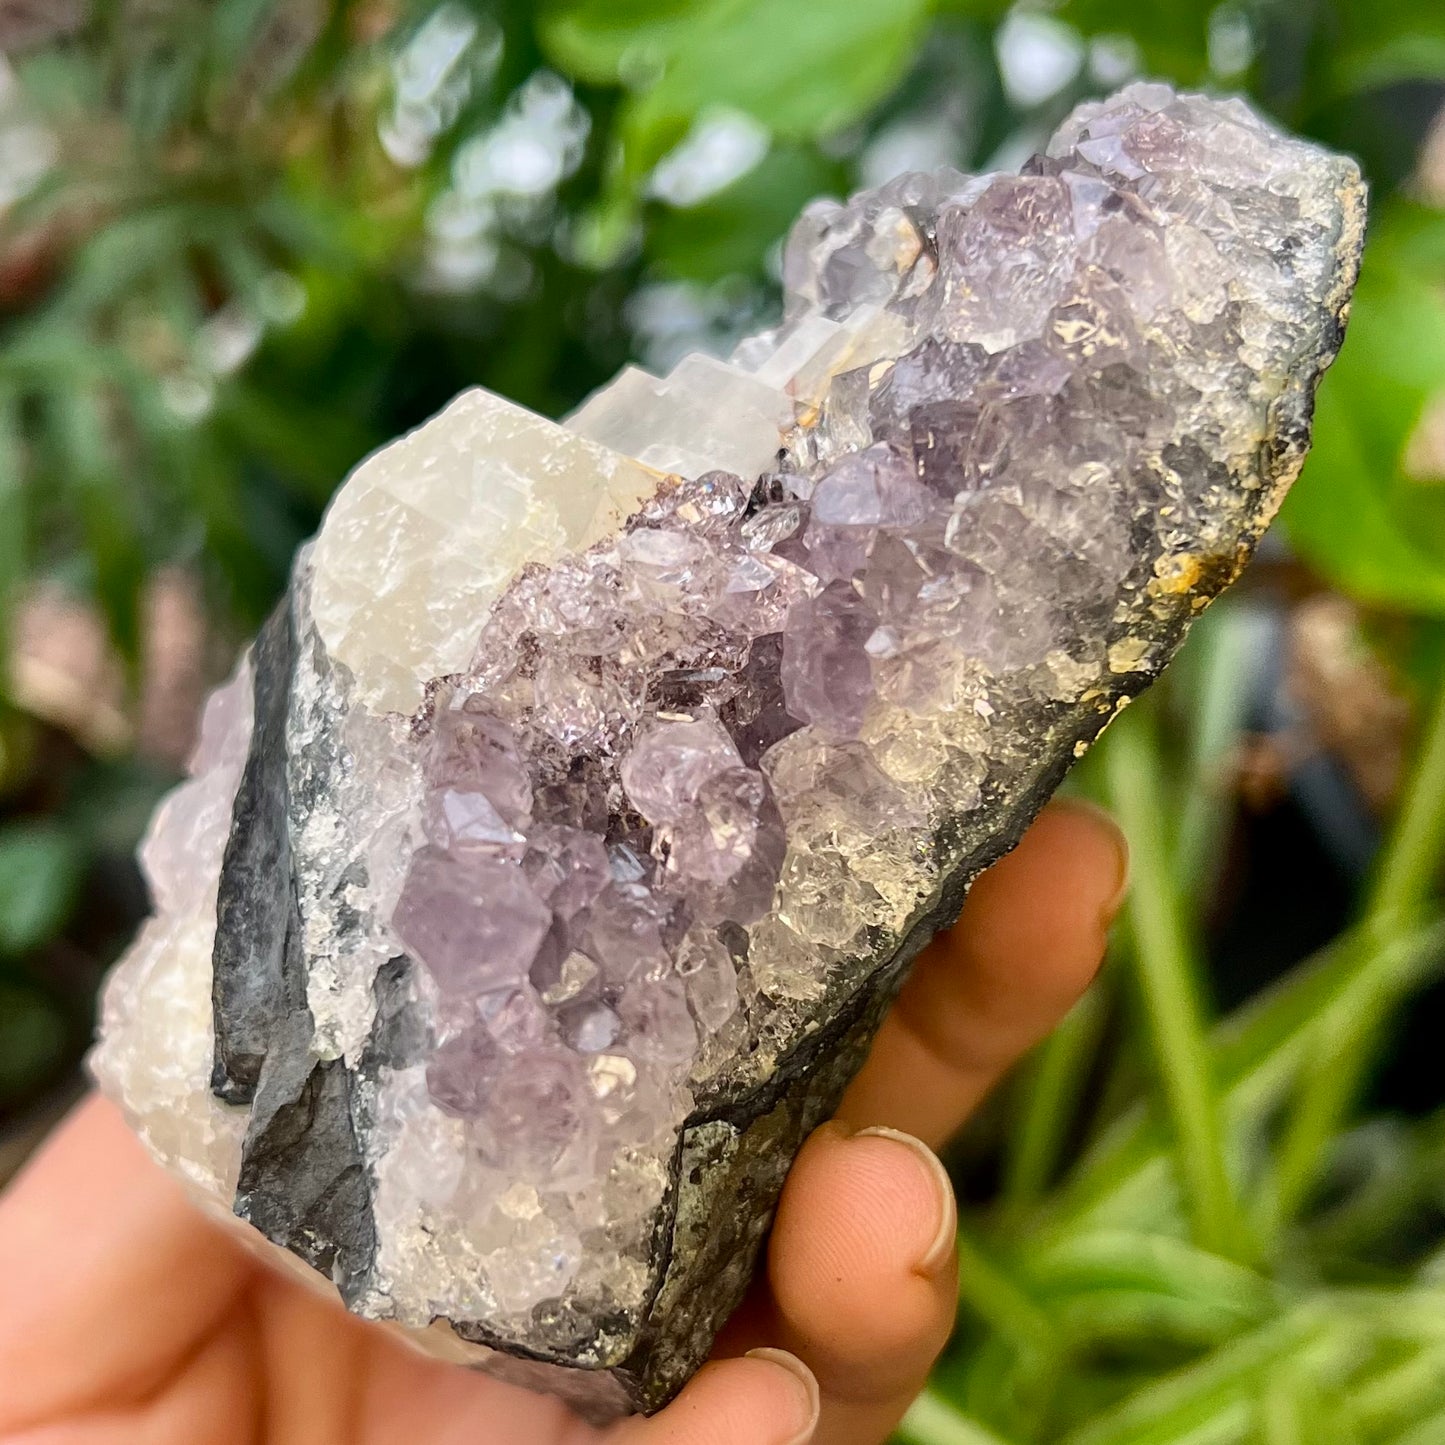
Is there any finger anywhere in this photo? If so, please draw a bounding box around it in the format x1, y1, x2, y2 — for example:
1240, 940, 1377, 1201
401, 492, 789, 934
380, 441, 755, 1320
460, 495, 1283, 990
839, 799, 1127, 1147
594, 1351, 818, 1445
0, 1326, 258, 1445
746, 1122, 957, 1445
0, 1096, 256, 1432
0, 1100, 587, 1445
351, 1302, 576, 1445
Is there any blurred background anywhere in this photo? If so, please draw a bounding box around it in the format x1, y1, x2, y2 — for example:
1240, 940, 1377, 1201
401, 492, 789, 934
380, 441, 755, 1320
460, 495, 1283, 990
0, 1, 1443, 1440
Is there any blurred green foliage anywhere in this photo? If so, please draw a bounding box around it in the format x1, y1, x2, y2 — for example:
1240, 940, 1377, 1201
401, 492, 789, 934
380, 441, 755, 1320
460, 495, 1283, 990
1285, 203, 1445, 613
1, 1, 1445, 1440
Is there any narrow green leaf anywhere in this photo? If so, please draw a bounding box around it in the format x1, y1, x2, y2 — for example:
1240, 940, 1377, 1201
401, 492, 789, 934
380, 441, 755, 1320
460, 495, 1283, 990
1369, 658, 1445, 928
1171, 603, 1267, 910
1349, 1345, 1445, 1439
208, 0, 280, 73
54, 207, 189, 318
1389, 1405, 1445, 1445
1260, 1365, 1335, 1445
1002, 987, 1109, 1221
1026, 1232, 1274, 1316
956, 1228, 1057, 1353
1051, 919, 1445, 1242
1261, 656, 1445, 1233
46, 388, 148, 663
1105, 708, 1251, 1263
1058, 1300, 1353, 1445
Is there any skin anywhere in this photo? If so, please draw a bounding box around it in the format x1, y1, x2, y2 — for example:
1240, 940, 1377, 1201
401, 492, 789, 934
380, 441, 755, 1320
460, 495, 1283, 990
0, 799, 1127, 1445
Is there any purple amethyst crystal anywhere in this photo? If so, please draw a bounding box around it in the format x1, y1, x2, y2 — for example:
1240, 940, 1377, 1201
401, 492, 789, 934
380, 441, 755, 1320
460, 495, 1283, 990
781, 581, 880, 736
393, 848, 552, 1000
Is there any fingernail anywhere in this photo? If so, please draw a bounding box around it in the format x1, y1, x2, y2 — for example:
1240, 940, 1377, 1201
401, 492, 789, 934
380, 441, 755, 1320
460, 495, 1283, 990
744, 1348, 820, 1444
1059, 798, 1131, 921
852, 1125, 957, 1276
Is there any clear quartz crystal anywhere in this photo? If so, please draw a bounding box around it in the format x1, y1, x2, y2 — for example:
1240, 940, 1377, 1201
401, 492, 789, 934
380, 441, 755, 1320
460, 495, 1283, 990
92, 84, 1363, 1396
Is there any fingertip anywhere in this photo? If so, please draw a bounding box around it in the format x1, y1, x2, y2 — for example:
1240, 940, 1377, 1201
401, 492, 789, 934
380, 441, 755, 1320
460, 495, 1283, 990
850, 1127, 958, 1277
743, 1350, 821, 1444
905, 798, 1123, 1061
612, 1353, 818, 1444
970, 797, 1129, 947
973, 796, 1128, 916
1037, 796, 1131, 917
767, 1124, 955, 1402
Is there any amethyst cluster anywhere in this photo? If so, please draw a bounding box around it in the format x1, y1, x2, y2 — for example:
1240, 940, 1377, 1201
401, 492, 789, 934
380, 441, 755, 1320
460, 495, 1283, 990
92, 85, 1364, 1418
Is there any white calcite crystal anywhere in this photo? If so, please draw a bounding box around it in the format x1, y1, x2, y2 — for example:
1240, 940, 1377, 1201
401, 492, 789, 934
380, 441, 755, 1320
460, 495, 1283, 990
309, 390, 663, 714
567, 353, 794, 481
92, 86, 1364, 1418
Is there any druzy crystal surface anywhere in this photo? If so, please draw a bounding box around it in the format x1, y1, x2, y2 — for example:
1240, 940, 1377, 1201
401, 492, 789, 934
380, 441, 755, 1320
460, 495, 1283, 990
92, 85, 1364, 1416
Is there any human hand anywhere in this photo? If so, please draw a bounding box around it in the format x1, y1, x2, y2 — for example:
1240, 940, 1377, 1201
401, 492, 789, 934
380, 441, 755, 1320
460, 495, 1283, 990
0, 799, 1126, 1445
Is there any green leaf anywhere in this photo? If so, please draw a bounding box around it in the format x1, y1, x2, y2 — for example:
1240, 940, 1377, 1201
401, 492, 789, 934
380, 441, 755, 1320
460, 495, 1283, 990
1056, 1300, 1341, 1445
1063, 918, 1445, 1253
1325, 0, 1445, 96
55, 207, 189, 317
1025, 1231, 1275, 1350
614, 0, 934, 181
1105, 707, 1252, 1263
1055, 0, 1213, 81
538, 0, 738, 85
1282, 204, 1445, 616
0, 822, 81, 956
647, 144, 840, 281
208, 0, 280, 75
899, 1390, 1017, 1445
46, 387, 150, 662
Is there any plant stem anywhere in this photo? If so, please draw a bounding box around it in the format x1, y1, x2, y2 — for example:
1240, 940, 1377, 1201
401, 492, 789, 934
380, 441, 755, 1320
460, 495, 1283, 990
1105, 706, 1249, 1262
1265, 662, 1445, 1232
